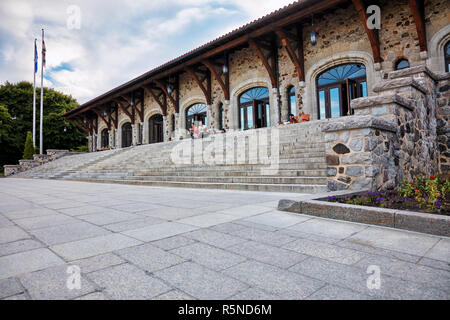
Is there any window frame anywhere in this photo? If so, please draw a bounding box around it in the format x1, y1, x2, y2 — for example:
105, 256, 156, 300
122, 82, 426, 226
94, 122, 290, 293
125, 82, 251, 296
316, 64, 367, 119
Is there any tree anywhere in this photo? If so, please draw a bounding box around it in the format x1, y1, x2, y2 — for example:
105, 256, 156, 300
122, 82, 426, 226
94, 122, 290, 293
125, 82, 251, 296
23, 131, 34, 159
0, 81, 87, 170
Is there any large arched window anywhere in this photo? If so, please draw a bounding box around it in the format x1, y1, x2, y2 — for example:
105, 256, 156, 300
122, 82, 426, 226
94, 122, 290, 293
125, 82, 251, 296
239, 87, 270, 130
317, 63, 367, 119
186, 103, 207, 130
101, 129, 109, 149
445, 41, 450, 72
288, 86, 296, 116
149, 114, 164, 144
121, 122, 132, 148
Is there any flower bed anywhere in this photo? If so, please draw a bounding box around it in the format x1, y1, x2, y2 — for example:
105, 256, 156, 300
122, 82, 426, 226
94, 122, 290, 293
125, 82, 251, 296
327, 176, 450, 216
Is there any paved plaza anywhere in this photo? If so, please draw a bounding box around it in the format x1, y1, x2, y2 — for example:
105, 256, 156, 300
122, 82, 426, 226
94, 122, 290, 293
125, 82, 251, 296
0, 178, 449, 300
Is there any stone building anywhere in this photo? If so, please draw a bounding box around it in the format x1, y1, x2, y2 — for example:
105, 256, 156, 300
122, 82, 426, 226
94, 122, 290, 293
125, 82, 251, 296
63, 0, 450, 192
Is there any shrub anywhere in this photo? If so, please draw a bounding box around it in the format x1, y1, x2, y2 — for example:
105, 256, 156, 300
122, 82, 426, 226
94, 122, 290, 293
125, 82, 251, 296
70, 145, 89, 153
22, 131, 34, 160
398, 175, 450, 211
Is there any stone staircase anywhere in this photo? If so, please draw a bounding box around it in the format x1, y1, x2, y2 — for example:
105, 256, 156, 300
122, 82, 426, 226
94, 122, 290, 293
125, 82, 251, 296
16, 148, 127, 179
15, 122, 329, 193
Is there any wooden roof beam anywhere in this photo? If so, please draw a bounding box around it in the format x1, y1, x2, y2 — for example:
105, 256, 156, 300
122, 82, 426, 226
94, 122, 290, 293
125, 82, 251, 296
276, 28, 305, 82
248, 38, 277, 88
185, 66, 212, 105
143, 85, 167, 116
408, 0, 427, 53
154, 79, 179, 113
202, 59, 229, 101
352, 0, 381, 64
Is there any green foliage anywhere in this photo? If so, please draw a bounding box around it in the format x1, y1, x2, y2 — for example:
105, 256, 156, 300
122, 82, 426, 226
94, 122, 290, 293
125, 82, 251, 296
70, 145, 89, 153
0, 81, 86, 168
398, 175, 449, 211
22, 131, 34, 159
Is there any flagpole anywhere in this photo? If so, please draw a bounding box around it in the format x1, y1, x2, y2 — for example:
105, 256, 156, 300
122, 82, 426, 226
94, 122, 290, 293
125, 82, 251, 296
39, 29, 44, 154
32, 38, 37, 147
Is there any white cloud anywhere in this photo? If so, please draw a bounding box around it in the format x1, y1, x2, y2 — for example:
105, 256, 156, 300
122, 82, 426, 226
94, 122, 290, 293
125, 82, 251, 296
0, 0, 294, 104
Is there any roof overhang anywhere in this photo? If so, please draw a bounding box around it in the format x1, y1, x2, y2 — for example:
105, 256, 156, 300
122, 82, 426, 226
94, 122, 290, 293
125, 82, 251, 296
64, 0, 348, 119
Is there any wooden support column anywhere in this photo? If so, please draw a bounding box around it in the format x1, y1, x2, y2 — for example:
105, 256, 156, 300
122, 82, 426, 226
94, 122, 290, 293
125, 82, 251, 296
154, 79, 179, 113
408, 0, 427, 55
92, 108, 110, 130
185, 66, 212, 105
276, 27, 305, 82
352, 0, 381, 64
114, 98, 134, 123
248, 38, 277, 88
133, 91, 145, 123
143, 85, 167, 116
71, 119, 89, 135
202, 59, 230, 100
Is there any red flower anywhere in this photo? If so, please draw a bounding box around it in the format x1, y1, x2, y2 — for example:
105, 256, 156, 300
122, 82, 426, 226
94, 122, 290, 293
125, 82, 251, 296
430, 176, 435, 179
414, 189, 419, 194
409, 181, 414, 185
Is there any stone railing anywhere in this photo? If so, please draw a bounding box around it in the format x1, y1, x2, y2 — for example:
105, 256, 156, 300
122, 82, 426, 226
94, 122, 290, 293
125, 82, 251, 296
323, 116, 397, 191
3, 149, 71, 177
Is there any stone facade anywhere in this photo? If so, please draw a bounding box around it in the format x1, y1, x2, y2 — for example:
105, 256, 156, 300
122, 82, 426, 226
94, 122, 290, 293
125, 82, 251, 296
77, 1, 449, 191
436, 76, 450, 175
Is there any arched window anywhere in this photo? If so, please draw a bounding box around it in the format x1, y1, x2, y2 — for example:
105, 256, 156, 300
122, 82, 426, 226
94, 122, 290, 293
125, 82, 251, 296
395, 59, 410, 70
186, 103, 207, 130
239, 87, 270, 130
121, 123, 132, 148
171, 114, 175, 132
288, 86, 296, 116
317, 63, 367, 119
218, 104, 225, 130
445, 41, 450, 72
101, 129, 109, 148
149, 114, 164, 144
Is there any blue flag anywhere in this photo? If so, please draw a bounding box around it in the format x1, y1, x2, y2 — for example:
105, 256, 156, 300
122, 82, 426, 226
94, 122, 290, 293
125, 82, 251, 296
34, 39, 38, 73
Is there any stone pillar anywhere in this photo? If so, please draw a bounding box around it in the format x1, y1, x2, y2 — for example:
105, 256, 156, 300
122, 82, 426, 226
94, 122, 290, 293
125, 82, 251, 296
280, 93, 289, 122
270, 88, 281, 126
115, 128, 120, 148
323, 116, 398, 191
131, 124, 137, 146
163, 115, 168, 142
109, 130, 114, 148
88, 135, 93, 152
223, 100, 234, 131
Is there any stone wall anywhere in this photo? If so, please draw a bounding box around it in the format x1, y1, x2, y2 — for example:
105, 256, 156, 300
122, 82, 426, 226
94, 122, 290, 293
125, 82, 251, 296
323, 116, 397, 191
436, 76, 450, 175
4, 149, 71, 177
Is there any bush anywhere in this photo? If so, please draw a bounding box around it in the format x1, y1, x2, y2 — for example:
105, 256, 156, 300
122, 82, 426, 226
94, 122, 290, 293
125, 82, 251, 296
70, 145, 89, 153
22, 131, 34, 159
398, 175, 450, 212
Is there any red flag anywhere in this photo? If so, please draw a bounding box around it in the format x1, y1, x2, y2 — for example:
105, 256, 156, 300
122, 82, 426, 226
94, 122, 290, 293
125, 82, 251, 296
42, 38, 46, 68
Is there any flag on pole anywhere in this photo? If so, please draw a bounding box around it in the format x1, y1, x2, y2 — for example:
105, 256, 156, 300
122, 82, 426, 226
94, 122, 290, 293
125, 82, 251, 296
34, 39, 38, 73
42, 38, 46, 68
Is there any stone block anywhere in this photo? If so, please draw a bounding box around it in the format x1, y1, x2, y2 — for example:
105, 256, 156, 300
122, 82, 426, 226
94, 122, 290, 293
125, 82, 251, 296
346, 166, 363, 177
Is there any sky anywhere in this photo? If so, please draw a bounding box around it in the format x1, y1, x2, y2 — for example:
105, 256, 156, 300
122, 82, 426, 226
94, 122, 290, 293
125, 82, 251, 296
0, 0, 295, 104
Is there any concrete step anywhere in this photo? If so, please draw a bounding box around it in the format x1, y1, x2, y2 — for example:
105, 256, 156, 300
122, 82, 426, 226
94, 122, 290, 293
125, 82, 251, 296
62, 177, 328, 193
124, 175, 327, 185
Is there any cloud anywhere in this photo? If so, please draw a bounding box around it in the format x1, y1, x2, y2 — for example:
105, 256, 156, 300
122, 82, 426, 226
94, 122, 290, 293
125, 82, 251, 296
0, 0, 294, 104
